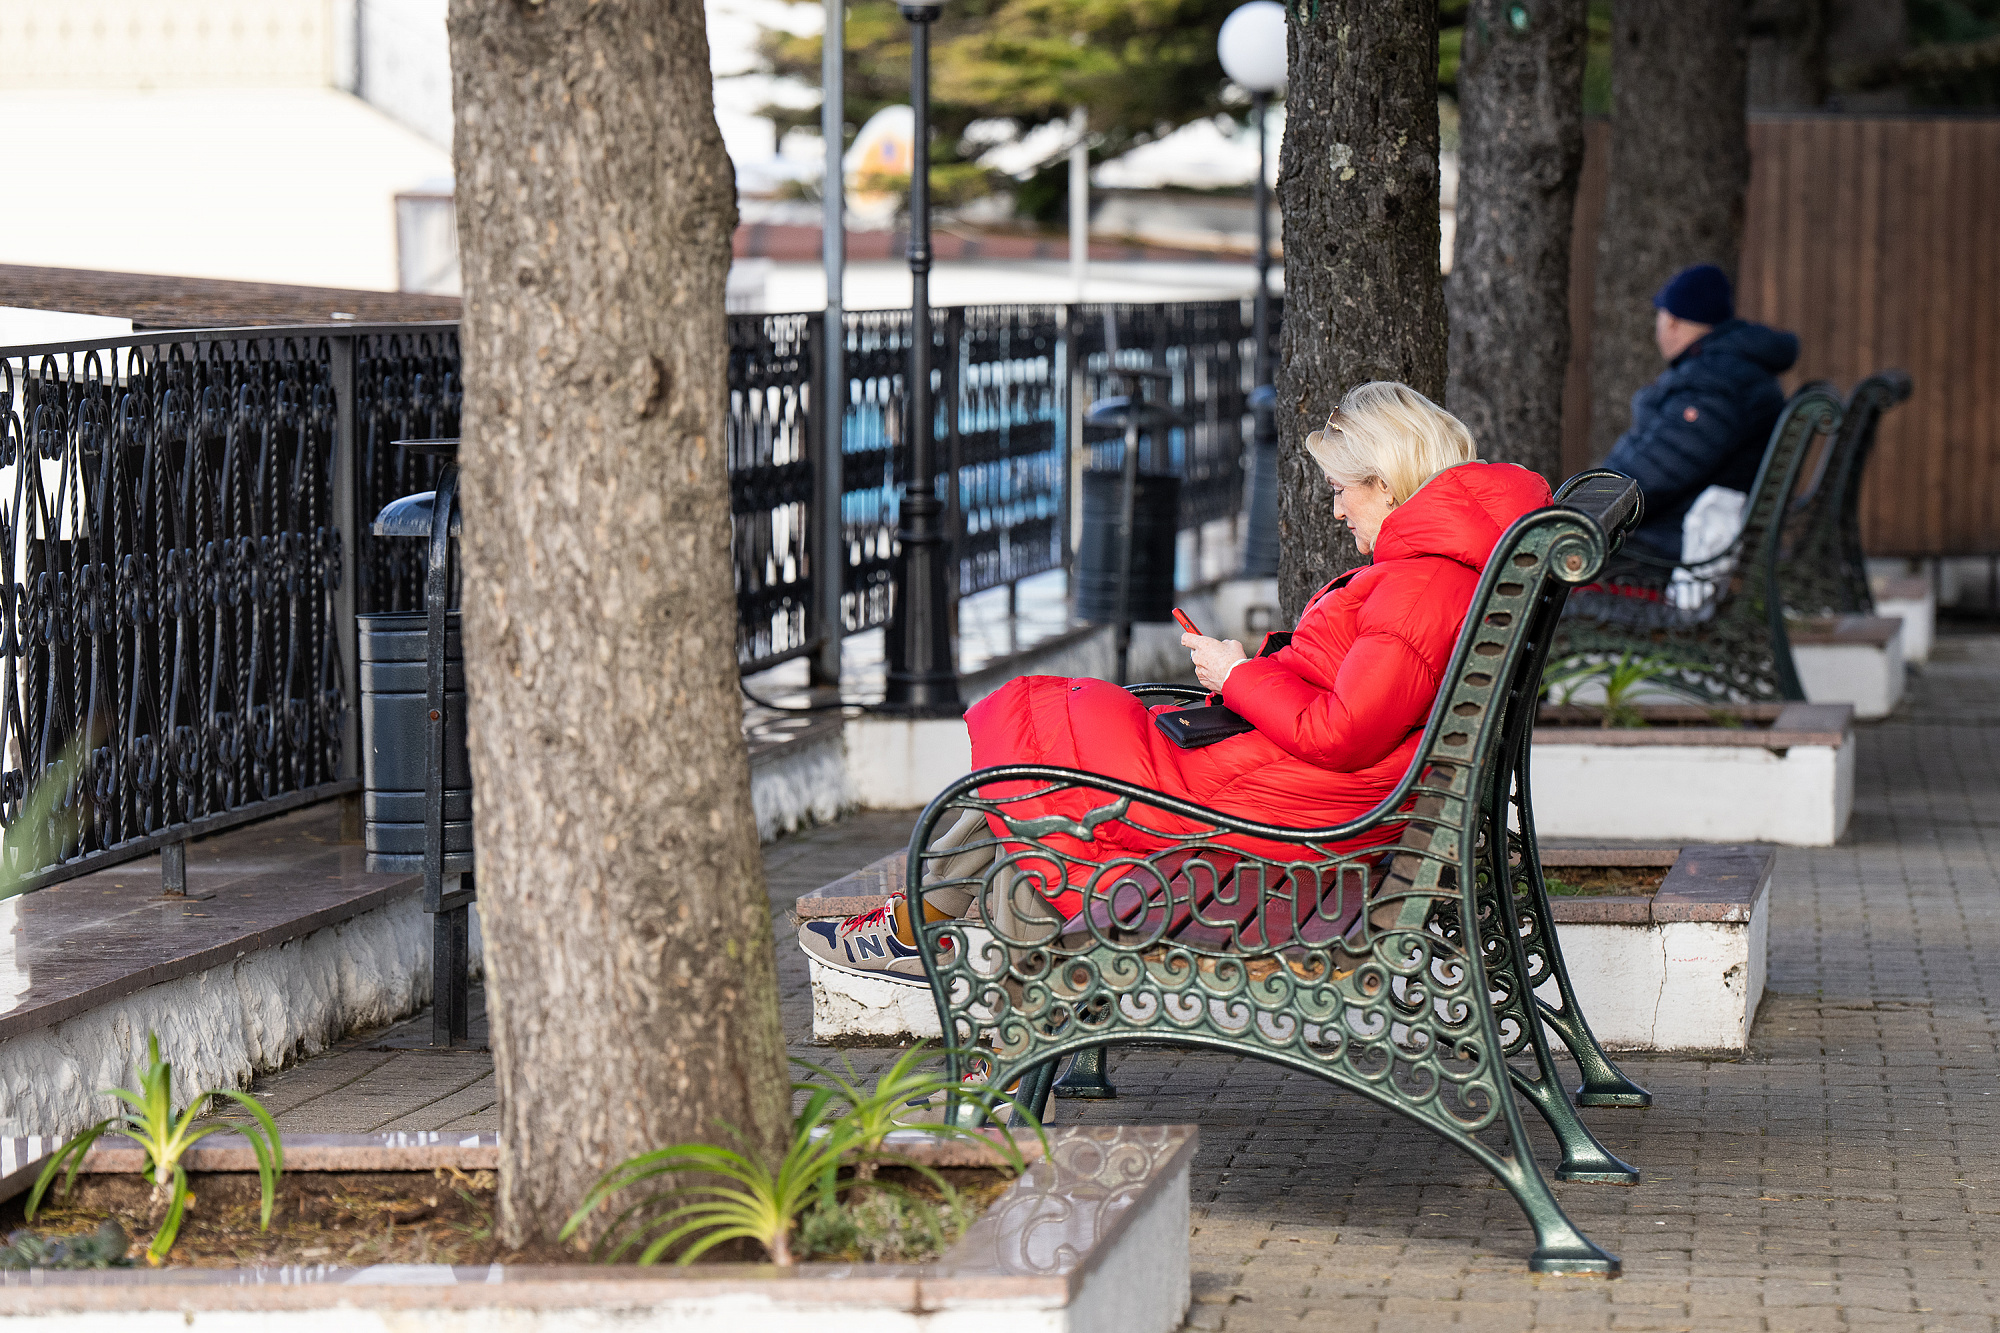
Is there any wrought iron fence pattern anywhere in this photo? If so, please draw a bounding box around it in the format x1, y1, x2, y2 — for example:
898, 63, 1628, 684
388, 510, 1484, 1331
729, 313, 817, 672
353, 330, 461, 616
839, 311, 908, 638
948, 306, 1065, 598
1070, 300, 1265, 531
0, 334, 349, 891
0, 298, 1266, 886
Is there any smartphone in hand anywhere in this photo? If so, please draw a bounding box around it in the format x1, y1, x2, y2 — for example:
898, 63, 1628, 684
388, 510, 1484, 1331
1172, 608, 1202, 636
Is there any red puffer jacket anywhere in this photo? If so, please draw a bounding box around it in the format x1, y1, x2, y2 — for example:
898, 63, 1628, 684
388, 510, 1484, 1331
963, 461, 1552, 915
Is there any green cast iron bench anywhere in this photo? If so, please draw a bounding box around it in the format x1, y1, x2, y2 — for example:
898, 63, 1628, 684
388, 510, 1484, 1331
907, 472, 1651, 1274
1553, 383, 1844, 703
1780, 370, 1914, 619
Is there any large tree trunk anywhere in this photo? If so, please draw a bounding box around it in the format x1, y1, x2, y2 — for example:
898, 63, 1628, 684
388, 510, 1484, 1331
1444, 0, 1587, 481
447, 0, 790, 1247
1586, 0, 1749, 459
1275, 0, 1446, 624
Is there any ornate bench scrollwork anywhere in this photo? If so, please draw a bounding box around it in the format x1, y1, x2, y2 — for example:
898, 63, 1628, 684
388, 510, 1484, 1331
908, 472, 1647, 1274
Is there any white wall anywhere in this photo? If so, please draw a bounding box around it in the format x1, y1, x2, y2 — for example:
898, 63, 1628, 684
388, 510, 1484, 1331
357, 0, 452, 147
0, 89, 450, 291
0, 0, 340, 89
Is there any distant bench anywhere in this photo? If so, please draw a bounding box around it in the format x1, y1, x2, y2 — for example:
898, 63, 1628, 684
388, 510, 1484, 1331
1556, 375, 1912, 716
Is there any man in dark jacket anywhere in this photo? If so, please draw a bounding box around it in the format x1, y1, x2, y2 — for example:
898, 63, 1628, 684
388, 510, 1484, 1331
1603, 264, 1800, 562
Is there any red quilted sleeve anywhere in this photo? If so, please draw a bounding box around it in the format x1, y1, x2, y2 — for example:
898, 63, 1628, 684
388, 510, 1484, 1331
1218, 568, 1457, 772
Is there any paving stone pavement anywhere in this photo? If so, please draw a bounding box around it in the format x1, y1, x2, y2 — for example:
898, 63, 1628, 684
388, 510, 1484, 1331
242, 635, 2000, 1330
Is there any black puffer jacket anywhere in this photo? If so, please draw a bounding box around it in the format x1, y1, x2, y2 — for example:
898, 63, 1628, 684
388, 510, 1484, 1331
1602, 318, 1800, 561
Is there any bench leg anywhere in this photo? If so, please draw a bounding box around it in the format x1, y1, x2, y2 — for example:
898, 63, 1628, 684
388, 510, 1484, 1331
1008, 1059, 1061, 1129
1504, 747, 1654, 1109
1476, 1098, 1622, 1271
1519, 1194, 1623, 1276
1475, 797, 1640, 1184
1052, 1044, 1118, 1099
1508, 1065, 1639, 1185
1537, 999, 1653, 1107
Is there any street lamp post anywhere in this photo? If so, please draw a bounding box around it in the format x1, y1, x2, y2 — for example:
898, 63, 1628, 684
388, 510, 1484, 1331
882, 0, 962, 714
1250, 85, 1273, 383
1218, 0, 1287, 577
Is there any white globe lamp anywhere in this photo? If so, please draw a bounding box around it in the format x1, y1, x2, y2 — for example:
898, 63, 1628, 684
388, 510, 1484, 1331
1217, 0, 1288, 95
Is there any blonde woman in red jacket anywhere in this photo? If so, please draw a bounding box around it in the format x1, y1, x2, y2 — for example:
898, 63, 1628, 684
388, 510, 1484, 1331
799, 381, 1553, 983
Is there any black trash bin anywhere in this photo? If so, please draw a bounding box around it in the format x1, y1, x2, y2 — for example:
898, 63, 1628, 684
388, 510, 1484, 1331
1075, 469, 1181, 625
359, 610, 473, 875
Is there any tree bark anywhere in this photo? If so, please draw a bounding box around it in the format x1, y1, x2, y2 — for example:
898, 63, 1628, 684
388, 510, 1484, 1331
447, 0, 790, 1247
1586, 0, 1749, 459
1275, 0, 1446, 624
1444, 0, 1587, 482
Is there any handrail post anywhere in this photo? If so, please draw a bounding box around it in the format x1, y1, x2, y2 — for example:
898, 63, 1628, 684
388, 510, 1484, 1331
811, 312, 844, 687
330, 335, 363, 790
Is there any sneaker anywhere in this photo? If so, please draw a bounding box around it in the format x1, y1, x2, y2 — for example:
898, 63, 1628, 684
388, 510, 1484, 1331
798, 897, 935, 984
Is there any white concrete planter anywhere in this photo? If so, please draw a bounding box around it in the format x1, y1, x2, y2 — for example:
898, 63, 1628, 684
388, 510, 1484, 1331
1541, 845, 1772, 1052
0, 1126, 1195, 1333
749, 713, 849, 841
843, 622, 1127, 812
1789, 614, 1905, 719
1531, 702, 1854, 846
845, 715, 976, 811
1870, 573, 1935, 664
812, 957, 946, 1041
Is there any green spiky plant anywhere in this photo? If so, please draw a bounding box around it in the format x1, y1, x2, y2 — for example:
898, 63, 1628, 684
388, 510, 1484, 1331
26, 1034, 284, 1266
1541, 652, 1699, 729
559, 1079, 858, 1267
793, 1042, 1044, 1181
561, 1047, 1041, 1266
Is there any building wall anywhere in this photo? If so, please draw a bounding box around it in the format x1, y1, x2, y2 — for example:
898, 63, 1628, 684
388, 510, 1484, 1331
0, 0, 348, 90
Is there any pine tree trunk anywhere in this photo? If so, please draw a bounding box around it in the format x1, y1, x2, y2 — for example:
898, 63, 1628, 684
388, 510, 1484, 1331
1444, 0, 1587, 481
1586, 0, 1749, 459
446, 0, 790, 1247
1275, 0, 1447, 624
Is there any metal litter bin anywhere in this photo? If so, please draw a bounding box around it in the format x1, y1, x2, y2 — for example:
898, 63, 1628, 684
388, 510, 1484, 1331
359, 611, 472, 873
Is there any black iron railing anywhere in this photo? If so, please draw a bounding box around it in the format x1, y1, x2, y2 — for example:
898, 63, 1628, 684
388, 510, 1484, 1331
353, 330, 462, 616
0, 299, 1269, 888
732, 299, 1271, 671
1070, 300, 1266, 532
0, 329, 362, 894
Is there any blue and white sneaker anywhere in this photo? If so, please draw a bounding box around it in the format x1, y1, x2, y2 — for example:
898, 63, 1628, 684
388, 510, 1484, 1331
798, 897, 937, 984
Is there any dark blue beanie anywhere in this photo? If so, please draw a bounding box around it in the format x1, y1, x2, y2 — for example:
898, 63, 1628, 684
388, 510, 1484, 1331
1653, 264, 1733, 325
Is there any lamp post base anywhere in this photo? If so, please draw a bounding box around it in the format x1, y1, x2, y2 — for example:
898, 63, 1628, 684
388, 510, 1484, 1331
874, 687, 966, 719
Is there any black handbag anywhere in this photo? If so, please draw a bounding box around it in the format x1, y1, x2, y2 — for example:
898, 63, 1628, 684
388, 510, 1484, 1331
1154, 702, 1256, 749
1153, 608, 1313, 750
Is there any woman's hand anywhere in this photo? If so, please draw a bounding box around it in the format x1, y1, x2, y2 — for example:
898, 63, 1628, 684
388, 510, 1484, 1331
1182, 632, 1248, 693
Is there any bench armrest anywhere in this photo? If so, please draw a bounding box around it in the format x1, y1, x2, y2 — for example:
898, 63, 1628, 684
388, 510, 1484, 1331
1124, 682, 1209, 704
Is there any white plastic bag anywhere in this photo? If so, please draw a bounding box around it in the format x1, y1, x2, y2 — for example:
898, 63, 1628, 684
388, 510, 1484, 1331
1668, 486, 1747, 612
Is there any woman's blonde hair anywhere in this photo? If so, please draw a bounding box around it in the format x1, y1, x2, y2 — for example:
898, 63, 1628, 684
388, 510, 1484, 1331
1304, 381, 1478, 504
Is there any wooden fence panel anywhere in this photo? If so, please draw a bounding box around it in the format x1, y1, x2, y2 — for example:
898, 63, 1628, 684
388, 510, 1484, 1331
1561, 115, 2000, 556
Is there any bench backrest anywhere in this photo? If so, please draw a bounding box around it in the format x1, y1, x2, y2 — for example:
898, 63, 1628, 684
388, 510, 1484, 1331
1780, 370, 1912, 618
